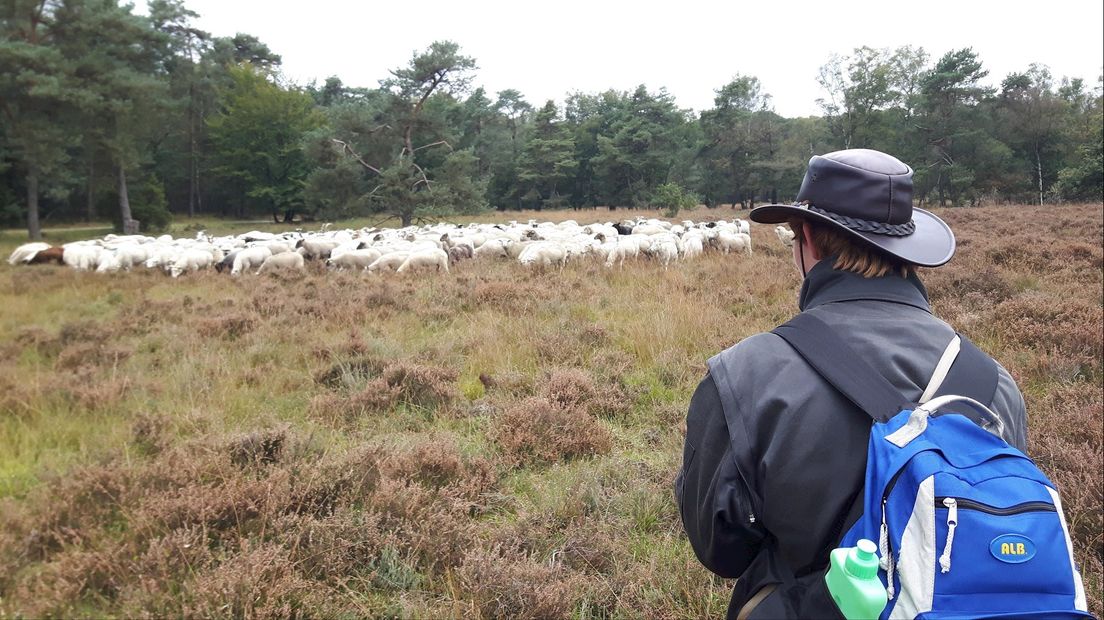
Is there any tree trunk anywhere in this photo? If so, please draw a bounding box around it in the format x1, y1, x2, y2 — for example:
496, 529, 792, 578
188, 86, 197, 218
400, 211, 412, 228
188, 135, 197, 217
86, 158, 95, 222
403, 126, 415, 159
118, 163, 134, 222
1035, 146, 1044, 206
27, 168, 42, 240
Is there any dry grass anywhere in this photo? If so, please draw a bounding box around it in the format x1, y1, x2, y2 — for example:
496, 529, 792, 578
0, 203, 1100, 617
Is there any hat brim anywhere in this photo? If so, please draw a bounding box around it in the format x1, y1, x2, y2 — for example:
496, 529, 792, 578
749, 203, 955, 267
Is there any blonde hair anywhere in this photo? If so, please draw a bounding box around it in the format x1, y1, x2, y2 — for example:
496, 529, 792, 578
790, 218, 916, 279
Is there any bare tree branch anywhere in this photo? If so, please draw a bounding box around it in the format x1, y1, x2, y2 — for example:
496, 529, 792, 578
412, 140, 453, 153
331, 138, 381, 175
409, 160, 432, 188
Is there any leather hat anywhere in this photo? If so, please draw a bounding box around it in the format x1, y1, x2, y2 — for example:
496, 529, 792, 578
750, 149, 955, 267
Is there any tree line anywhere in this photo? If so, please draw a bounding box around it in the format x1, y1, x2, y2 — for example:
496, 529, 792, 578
3, 1, 1102, 239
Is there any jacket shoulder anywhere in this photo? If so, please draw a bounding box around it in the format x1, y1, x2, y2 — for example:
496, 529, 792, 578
709, 331, 793, 364
708, 331, 802, 385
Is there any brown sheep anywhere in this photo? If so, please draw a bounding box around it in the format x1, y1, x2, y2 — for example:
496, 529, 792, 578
28, 246, 65, 265
448, 245, 473, 264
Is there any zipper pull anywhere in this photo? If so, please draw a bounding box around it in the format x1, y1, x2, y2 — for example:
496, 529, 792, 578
880, 500, 895, 600
878, 502, 890, 570
939, 497, 958, 573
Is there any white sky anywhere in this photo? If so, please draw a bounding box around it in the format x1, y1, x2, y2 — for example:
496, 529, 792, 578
137, 0, 1104, 118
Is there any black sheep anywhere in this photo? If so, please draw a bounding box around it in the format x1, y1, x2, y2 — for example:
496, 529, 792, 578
214, 250, 241, 274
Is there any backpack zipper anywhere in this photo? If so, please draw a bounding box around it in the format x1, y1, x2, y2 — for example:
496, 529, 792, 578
933, 496, 1055, 573
933, 497, 1056, 515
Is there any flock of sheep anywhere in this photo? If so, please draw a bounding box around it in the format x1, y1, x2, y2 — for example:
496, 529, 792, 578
7, 217, 798, 277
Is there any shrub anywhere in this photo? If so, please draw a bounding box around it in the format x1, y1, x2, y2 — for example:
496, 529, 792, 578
490, 397, 612, 466
108, 177, 173, 234
367, 477, 476, 572
457, 546, 590, 620
196, 313, 256, 341
542, 368, 631, 419
181, 543, 317, 618
382, 362, 459, 409
228, 428, 286, 466
650, 182, 699, 218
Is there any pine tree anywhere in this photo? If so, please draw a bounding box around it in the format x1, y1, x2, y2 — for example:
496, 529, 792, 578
517, 101, 576, 210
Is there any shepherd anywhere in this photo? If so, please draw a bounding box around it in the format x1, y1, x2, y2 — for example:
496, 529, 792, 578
675, 149, 1028, 619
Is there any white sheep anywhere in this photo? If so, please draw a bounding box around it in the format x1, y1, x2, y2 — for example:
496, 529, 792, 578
143, 246, 178, 272
651, 239, 680, 269
713, 230, 753, 255
262, 240, 295, 255
473, 239, 509, 259
775, 225, 795, 248
7, 242, 50, 265
518, 241, 567, 268
604, 238, 642, 269
231, 246, 273, 275
631, 223, 667, 236
327, 248, 383, 271
367, 252, 410, 273
64, 243, 104, 271
297, 237, 340, 260
397, 248, 449, 273
109, 244, 148, 270
257, 251, 306, 274
96, 251, 123, 273
680, 235, 705, 259
170, 249, 216, 278
327, 240, 364, 262
505, 240, 535, 260
239, 230, 276, 242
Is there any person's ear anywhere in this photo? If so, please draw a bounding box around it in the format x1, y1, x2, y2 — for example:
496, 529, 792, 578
802, 223, 823, 261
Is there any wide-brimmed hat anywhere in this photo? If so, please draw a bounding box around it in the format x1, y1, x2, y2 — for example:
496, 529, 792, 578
750, 149, 955, 267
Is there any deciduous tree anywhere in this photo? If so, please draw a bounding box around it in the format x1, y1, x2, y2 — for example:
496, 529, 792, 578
207, 64, 322, 222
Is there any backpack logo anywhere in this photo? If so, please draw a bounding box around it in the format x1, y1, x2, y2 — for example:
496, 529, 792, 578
990, 534, 1036, 563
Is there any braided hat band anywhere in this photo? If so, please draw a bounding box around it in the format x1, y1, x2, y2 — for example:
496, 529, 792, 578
806, 204, 916, 237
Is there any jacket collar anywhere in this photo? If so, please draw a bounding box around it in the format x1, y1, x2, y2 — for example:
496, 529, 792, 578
797, 257, 931, 312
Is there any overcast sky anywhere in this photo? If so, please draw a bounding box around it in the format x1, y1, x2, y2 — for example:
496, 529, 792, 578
136, 0, 1104, 118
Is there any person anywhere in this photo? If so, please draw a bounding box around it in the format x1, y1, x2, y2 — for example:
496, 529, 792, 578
675, 148, 1027, 619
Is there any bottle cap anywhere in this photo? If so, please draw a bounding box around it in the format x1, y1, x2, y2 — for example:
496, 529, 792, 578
847, 539, 881, 579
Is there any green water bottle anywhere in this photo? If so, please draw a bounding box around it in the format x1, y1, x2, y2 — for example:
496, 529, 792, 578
824, 538, 888, 620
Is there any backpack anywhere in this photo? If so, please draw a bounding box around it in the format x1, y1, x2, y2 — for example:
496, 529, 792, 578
772, 312, 1091, 619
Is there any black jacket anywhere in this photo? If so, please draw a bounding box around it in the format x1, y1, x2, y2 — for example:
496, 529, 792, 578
675, 261, 1027, 617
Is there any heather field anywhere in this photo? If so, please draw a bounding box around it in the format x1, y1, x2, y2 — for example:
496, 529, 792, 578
0, 204, 1100, 618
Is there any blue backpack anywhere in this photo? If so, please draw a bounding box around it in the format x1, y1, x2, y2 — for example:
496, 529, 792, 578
775, 313, 1091, 619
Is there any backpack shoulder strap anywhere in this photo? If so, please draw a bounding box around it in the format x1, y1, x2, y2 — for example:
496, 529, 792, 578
919, 335, 960, 404
936, 333, 1000, 405
772, 312, 910, 423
